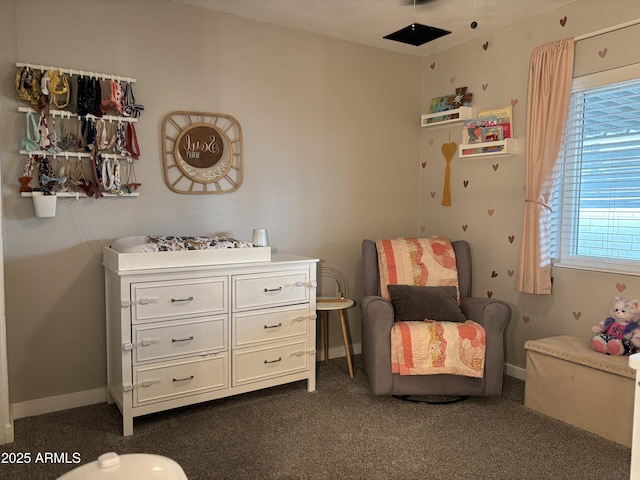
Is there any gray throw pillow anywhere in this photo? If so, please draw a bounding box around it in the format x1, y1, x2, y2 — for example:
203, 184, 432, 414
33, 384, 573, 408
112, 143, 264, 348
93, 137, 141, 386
387, 285, 467, 322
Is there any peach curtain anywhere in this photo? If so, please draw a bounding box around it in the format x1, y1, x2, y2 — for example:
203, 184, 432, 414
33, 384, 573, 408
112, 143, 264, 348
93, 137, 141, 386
516, 39, 574, 294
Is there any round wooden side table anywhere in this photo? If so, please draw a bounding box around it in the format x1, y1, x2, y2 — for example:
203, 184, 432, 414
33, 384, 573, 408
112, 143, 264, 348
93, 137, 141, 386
316, 297, 355, 378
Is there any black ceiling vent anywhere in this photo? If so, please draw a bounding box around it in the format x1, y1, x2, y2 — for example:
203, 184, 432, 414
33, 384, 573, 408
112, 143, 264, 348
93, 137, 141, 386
383, 23, 450, 46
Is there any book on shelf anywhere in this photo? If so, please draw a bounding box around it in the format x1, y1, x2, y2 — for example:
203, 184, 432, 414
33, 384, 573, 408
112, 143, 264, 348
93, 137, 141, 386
463, 117, 498, 143
482, 125, 504, 152
478, 106, 512, 138
427, 95, 453, 123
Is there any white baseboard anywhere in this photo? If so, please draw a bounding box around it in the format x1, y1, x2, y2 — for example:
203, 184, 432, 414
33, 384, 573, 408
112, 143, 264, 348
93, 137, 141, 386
12, 387, 107, 420
505, 362, 526, 381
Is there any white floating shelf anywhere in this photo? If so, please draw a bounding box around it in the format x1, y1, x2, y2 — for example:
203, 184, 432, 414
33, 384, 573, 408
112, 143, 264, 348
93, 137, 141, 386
21, 192, 139, 198
421, 106, 473, 128
459, 138, 519, 158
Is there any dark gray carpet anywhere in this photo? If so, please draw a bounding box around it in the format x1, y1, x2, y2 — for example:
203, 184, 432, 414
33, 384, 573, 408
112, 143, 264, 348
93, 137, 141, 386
0, 356, 632, 480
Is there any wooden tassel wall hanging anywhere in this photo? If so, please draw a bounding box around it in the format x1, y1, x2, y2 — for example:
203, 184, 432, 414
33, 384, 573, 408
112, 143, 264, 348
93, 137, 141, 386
441, 135, 457, 206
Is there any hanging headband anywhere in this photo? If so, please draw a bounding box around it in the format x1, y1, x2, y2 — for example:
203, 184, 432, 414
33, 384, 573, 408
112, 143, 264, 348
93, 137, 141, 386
15, 66, 42, 108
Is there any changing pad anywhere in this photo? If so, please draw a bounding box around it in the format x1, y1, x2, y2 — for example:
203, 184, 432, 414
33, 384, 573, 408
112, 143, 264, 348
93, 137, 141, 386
104, 235, 271, 271
110, 235, 256, 253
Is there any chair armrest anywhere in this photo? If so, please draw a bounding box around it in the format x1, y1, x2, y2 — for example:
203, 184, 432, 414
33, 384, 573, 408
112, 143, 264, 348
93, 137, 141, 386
460, 297, 511, 333
360, 295, 394, 333
360, 295, 395, 394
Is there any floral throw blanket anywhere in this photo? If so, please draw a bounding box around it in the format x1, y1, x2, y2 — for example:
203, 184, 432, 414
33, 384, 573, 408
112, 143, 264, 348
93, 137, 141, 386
375, 236, 459, 300
391, 320, 486, 377
146, 235, 256, 251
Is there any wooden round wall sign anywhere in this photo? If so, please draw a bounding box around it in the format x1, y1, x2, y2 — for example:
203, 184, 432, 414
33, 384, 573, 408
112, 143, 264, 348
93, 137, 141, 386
162, 112, 243, 194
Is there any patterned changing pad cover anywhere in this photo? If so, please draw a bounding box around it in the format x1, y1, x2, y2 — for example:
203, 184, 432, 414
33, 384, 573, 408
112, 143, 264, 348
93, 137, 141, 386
110, 235, 256, 253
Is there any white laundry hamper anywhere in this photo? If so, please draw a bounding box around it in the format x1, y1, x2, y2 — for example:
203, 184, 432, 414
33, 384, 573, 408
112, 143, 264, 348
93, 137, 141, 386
57, 452, 188, 479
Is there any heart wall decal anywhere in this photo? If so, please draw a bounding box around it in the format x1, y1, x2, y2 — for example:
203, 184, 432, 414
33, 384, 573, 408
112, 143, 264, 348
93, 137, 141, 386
599, 48, 608, 58
560, 16, 567, 27
483, 42, 489, 51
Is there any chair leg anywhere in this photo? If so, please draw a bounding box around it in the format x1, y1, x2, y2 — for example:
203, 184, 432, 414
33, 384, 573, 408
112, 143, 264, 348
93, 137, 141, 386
323, 311, 329, 363
339, 309, 354, 378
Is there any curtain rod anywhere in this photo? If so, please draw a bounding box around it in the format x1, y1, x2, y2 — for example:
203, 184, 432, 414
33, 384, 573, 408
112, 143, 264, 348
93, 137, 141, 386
574, 17, 640, 41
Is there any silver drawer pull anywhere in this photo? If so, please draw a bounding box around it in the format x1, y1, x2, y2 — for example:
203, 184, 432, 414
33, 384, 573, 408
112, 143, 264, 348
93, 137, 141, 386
172, 336, 194, 343
264, 323, 282, 330
264, 357, 282, 364
264, 287, 282, 293
173, 375, 194, 382
171, 296, 194, 303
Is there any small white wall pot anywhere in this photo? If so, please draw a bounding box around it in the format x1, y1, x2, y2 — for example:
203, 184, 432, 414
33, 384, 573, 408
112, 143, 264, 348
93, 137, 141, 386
31, 192, 57, 218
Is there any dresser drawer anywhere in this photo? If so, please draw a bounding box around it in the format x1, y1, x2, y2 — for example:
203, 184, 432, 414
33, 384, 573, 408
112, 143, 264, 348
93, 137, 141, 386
233, 305, 309, 348
132, 316, 226, 364
233, 340, 309, 386
133, 354, 228, 406
233, 270, 309, 310
131, 277, 227, 323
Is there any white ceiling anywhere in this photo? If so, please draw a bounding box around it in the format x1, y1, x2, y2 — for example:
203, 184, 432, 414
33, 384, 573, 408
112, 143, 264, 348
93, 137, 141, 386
172, 0, 578, 56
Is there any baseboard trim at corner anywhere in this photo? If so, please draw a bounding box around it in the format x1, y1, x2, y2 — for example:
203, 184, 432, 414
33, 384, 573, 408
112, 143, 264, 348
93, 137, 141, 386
505, 363, 526, 381
12, 387, 107, 420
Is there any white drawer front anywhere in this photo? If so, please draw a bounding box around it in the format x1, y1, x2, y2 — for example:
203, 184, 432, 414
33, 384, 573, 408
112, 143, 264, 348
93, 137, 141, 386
132, 277, 227, 323
233, 340, 308, 386
233, 305, 309, 348
132, 316, 226, 364
233, 271, 309, 310
133, 354, 227, 406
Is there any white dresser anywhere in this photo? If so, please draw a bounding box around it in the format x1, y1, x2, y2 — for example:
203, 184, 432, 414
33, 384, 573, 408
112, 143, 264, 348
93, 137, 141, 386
103, 251, 318, 435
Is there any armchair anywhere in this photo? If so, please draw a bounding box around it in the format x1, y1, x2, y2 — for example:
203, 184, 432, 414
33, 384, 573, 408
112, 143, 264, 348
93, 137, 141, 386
360, 239, 511, 397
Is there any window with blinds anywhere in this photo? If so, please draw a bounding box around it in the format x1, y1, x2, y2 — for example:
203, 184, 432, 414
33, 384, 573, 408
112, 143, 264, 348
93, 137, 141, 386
551, 65, 640, 274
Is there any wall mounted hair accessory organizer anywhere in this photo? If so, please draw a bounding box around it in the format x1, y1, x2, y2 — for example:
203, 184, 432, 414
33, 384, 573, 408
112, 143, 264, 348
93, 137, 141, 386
15, 63, 144, 215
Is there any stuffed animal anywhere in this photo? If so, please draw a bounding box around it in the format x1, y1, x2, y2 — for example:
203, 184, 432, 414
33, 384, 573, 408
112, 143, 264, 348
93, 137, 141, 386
592, 296, 640, 355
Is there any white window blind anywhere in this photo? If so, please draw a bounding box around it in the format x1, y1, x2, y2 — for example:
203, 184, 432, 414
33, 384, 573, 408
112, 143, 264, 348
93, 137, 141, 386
552, 68, 640, 275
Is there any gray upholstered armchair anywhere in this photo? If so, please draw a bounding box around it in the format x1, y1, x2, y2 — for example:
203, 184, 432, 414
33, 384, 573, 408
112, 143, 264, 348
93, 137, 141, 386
360, 239, 511, 397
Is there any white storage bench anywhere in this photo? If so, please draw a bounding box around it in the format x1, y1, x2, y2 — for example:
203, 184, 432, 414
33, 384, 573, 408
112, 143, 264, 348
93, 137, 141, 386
524, 335, 635, 447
